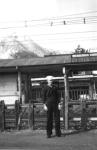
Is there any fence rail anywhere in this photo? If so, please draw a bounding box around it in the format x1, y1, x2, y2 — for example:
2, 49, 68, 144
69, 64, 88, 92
68, 100, 97, 130
0, 98, 97, 131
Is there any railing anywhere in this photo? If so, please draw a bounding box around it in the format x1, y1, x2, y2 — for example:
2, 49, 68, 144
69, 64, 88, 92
69, 89, 89, 101
71, 51, 97, 58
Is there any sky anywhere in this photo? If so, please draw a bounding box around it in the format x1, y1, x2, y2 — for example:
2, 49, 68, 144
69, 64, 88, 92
0, 0, 97, 54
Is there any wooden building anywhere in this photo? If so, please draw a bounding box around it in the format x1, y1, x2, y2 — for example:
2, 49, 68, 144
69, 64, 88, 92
0, 52, 97, 129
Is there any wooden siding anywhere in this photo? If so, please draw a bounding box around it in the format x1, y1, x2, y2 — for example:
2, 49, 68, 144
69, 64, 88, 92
0, 74, 19, 104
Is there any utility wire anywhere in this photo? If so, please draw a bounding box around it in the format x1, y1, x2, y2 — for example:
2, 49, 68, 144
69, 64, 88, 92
0, 37, 97, 46
3, 35, 97, 41
0, 10, 96, 23
0, 15, 96, 29
0, 30, 97, 39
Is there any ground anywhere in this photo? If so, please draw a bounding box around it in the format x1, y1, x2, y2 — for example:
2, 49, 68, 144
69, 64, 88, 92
0, 129, 97, 150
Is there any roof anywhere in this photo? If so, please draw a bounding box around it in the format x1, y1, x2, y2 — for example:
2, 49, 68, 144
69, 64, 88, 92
0, 53, 97, 71
0, 55, 71, 68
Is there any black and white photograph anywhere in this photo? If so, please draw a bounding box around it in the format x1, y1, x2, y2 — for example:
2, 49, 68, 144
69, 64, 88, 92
0, 0, 97, 149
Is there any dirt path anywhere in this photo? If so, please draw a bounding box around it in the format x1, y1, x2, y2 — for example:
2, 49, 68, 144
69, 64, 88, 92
0, 129, 97, 150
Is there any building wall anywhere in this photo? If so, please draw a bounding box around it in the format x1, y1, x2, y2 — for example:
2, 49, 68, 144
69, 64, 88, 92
0, 74, 19, 104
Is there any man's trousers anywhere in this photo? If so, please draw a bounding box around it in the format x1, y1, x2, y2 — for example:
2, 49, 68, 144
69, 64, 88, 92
46, 103, 61, 136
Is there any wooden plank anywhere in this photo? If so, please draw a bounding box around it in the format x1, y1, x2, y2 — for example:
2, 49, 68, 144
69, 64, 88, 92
63, 67, 69, 130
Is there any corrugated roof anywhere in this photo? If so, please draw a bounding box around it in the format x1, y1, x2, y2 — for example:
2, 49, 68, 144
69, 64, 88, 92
0, 55, 71, 68
0, 53, 97, 68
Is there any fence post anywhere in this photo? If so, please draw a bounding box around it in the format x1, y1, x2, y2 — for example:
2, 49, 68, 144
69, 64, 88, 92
81, 100, 87, 130
0, 100, 5, 131
63, 67, 69, 130
15, 100, 21, 129
28, 101, 34, 129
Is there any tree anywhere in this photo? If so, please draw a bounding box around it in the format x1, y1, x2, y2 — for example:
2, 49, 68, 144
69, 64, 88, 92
74, 45, 88, 54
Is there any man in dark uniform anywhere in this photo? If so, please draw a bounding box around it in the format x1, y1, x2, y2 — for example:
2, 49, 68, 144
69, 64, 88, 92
42, 76, 61, 138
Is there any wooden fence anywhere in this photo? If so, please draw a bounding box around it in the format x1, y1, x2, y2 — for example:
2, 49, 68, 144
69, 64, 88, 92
0, 99, 97, 131
68, 100, 97, 130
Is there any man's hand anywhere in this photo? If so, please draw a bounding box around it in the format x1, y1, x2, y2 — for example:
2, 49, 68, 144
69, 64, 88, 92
58, 103, 62, 110
43, 104, 48, 111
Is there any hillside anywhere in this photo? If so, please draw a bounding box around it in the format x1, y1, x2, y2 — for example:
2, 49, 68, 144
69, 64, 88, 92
0, 36, 54, 59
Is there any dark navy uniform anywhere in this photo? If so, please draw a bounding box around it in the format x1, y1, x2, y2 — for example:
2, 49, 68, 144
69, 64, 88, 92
42, 84, 61, 137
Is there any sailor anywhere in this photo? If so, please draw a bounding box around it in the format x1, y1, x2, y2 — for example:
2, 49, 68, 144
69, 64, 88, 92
42, 76, 61, 138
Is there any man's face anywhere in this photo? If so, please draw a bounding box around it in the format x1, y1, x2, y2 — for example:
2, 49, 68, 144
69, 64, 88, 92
47, 79, 53, 86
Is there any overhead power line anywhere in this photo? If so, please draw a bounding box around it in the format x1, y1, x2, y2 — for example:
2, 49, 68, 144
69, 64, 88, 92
0, 36, 97, 46
0, 30, 97, 39
46, 11, 97, 20
0, 10, 97, 23
0, 15, 96, 29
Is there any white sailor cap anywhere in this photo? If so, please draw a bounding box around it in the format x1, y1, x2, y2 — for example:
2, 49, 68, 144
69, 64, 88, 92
46, 75, 53, 81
